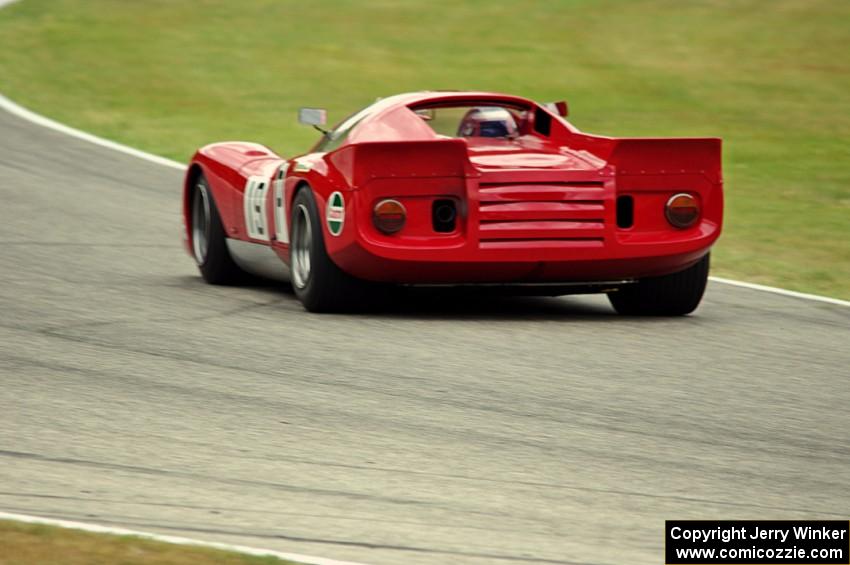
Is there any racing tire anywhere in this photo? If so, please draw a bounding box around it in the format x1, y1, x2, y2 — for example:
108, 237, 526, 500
191, 173, 247, 285
289, 186, 374, 313
607, 253, 710, 316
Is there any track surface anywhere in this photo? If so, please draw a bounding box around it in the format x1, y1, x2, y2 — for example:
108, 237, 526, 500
1, 107, 848, 565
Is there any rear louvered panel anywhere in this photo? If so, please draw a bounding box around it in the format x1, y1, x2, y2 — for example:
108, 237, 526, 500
480, 239, 603, 251
479, 220, 604, 240
478, 182, 605, 202
477, 181, 607, 245
479, 201, 604, 222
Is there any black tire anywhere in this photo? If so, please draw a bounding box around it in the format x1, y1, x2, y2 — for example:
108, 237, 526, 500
190, 173, 246, 285
607, 253, 710, 316
289, 186, 374, 312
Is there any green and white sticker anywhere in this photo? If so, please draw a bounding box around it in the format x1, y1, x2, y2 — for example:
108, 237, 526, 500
326, 191, 345, 236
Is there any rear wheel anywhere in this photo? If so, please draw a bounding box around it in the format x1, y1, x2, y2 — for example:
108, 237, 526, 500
607, 254, 710, 316
290, 186, 375, 312
191, 173, 246, 285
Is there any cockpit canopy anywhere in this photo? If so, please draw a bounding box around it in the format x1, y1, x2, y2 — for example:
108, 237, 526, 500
309, 92, 571, 152
413, 104, 526, 139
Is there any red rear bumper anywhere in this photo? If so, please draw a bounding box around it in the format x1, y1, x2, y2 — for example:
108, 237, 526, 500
327, 169, 722, 284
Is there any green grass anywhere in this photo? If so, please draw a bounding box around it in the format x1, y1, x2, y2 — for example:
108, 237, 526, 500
1, 0, 848, 298
0, 519, 297, 565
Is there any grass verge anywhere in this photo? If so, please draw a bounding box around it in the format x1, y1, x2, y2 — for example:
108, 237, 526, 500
0, 0, 847, 298
0, 519, 298, 565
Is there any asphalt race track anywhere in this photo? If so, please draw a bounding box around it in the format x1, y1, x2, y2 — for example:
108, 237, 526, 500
1, 106, 848, 565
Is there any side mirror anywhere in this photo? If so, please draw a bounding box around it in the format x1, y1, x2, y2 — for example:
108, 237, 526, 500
298, 107, 327, 126
544, 101, 569, 117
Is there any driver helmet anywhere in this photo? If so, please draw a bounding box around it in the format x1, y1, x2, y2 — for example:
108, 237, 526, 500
457, 107, 518, 138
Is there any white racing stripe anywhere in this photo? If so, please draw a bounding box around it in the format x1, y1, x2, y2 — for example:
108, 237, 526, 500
0, 511, 366, 565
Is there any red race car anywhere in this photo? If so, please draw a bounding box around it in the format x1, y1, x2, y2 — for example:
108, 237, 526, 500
183, 91, 722, 314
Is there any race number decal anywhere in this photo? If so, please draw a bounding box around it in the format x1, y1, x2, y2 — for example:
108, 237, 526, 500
272, 166, 288, 244
326, 192, 344, 236
243, 176, 270, 241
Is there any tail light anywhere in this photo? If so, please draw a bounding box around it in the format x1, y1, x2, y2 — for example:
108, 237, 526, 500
373, 199, 406, 234
665, 193, 700, 228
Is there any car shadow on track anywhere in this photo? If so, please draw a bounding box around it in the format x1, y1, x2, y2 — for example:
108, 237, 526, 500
185, 278, 626, 322
365, 288, 620, 321
176, 275, 701, 323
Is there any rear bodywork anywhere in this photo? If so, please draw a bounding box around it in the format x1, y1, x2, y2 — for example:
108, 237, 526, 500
183, 91, 722, 286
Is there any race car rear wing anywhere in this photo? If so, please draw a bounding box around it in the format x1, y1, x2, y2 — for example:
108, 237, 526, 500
327, 140, 473, 189
607, 138, 722, 183
327, 137, 722, 188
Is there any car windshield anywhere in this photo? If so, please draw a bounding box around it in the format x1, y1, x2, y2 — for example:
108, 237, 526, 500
412, 103, 530, 139
314, 103, 379, 152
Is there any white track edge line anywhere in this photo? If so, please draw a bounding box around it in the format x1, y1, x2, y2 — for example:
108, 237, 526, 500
0, 511, 367, 565
0, 93, 185, 171
708, 277, 849, 307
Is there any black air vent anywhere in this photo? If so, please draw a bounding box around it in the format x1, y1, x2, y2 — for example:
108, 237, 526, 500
432, 199, 457, 233
616, 195, 634, 229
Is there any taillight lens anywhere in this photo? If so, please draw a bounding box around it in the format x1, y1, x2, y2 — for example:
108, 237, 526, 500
373, 199, 406, 234
665, 193, 700, 228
